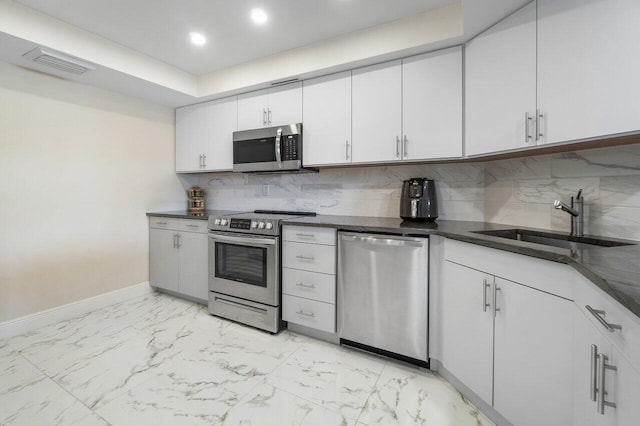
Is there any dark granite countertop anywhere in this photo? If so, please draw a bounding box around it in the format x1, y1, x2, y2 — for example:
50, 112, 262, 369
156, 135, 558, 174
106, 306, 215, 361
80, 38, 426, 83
282, 215, 640, 319
146, 210, 241, 220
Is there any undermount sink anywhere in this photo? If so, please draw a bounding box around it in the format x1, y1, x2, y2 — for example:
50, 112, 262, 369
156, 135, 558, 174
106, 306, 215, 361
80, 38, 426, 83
472, 229, 634, 251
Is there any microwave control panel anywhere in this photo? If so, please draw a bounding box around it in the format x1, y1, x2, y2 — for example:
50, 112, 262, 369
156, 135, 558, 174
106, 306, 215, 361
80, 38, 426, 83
282, 135, 299, 161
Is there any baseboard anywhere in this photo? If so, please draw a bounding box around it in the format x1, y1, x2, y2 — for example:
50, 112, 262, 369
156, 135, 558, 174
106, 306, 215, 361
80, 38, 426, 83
0, 282, 153, 340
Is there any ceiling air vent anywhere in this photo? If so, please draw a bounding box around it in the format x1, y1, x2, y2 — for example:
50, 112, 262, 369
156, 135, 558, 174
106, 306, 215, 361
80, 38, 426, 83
22, 47, 97, 75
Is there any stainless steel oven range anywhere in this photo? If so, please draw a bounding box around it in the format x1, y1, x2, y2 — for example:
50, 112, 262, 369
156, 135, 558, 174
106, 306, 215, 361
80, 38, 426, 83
207, 210, 314, 333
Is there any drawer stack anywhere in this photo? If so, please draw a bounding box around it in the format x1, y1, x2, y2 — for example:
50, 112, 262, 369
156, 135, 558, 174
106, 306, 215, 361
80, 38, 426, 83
282, 225, 337, 333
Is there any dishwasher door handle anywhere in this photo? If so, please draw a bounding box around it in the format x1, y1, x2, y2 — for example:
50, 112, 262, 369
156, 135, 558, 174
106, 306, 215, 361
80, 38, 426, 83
341, 234, 425, 248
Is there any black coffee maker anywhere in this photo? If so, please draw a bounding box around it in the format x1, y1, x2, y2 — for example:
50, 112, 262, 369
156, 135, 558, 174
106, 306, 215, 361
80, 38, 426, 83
400, 178, 438, 221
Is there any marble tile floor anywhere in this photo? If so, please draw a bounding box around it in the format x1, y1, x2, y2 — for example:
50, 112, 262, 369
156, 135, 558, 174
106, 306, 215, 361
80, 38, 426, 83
0, 292, 494, 426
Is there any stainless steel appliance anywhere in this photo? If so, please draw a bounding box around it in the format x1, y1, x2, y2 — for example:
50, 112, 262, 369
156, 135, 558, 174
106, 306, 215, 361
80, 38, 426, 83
233, 123, 304, 173
208, 210, 313, 333
400, 178, 438, 221
338, 232, 429, 366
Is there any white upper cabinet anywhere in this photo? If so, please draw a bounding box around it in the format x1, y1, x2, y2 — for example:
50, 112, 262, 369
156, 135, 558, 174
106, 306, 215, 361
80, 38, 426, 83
352, 60, 403, 163
465, 2, 537, 156
203, 96, 237, 171
302, 71, 352, 166
537, 0, 640, 145
237, 83, 302, 131
176, 96, 237, 173
402, 47, 462, 160
175, 103, 206, 172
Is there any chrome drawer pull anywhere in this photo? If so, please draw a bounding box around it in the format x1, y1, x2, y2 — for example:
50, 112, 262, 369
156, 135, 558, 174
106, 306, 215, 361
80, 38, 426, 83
295, 255, 315, 261
586, 305, 622, 332
482, 279, 491, 312
597, 353, 617, 414
185, 224, 198, 228
590, 345, 598, 402
296, 282, 316, 289
295, 233, 315, 238
296, 310, 315, 318
156, 221, 168, 225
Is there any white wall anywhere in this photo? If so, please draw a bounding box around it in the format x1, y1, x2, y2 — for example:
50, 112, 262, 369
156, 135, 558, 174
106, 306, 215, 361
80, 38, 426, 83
0, 61, 187, 323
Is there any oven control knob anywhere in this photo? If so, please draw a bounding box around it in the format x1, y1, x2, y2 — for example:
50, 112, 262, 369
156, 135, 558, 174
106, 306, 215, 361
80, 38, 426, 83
214, 218, 221, 225
265, 222, 273, 230
258, 222, 266, 229
220, 219, 228, 226
251, 221, 258, 228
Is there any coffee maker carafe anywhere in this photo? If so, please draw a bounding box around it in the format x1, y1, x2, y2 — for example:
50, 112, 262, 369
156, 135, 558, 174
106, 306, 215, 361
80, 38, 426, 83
400, 178, 438, 221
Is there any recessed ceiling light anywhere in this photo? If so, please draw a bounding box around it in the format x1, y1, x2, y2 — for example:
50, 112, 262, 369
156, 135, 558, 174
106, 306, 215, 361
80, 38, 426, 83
189, 32, 207, 46
251, 8, 268, 25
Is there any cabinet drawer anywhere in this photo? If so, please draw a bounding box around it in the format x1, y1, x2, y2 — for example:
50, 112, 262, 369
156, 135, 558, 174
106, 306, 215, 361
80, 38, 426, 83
149, 217, 178, 229
283, 225, 336, 246
574, 273, 640, 371
282, 294, 335, 333
282, 268, 335, 304
178, 219, 208, 233
282, 241, 336, 274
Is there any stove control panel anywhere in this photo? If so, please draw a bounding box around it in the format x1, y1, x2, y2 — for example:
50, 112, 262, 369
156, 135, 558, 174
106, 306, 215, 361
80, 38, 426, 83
209, 216, 280, 236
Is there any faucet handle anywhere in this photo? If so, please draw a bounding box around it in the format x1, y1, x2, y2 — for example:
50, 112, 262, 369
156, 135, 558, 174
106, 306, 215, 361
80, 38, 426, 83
576, 189, 583, 200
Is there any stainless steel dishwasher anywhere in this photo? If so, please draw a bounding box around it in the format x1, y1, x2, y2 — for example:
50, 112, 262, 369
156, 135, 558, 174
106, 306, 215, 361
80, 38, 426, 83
338, 232, 429, 366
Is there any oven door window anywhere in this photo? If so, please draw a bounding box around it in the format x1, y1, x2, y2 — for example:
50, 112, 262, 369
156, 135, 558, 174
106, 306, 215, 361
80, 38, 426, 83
215, 242, 267, 287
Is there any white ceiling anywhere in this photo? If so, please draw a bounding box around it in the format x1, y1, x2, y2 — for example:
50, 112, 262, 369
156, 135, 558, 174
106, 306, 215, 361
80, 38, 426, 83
16, 0, 458, 75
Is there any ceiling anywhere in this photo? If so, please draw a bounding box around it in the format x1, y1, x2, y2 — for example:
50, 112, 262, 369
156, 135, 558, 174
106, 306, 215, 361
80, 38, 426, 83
16, 0, 457, 75
0, 0, 531, 106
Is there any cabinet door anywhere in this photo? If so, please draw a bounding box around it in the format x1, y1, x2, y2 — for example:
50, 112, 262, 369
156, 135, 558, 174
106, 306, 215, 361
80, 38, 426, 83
441, 261, 494, 404
203, 96, 236, 171
237, 89, 268, 131
493, 277, 573, 426
402, 47, 462, 160
537, 0, 640, 145
267, 82, 302, 127
302, 72, 352, 166
149, 228, 179, 293
175, 103, 205, 172
352, 60, 402, 163
177, 231, 209, 301
573, 306, 611, 426
465, 2, 536, 156
609, 347, 640, 426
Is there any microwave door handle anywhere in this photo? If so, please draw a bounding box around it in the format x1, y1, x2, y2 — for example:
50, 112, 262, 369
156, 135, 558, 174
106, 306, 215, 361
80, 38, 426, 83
275, 128, 282, 168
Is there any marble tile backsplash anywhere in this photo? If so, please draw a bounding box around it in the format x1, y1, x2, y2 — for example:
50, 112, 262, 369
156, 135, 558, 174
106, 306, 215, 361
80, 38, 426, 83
198, 163, 485, 221
197, 143, 640, 240
485, 143, 640, 240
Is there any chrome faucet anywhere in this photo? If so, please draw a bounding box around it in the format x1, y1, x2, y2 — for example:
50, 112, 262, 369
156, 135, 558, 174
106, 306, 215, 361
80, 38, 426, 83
554, 189, 584, 237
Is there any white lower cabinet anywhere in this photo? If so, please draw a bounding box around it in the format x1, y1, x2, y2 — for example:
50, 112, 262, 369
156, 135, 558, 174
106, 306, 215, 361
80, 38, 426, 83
282, 225, 336, 333
573, 296, 640, 426
441, 254, 573, 426
149, 218, 209, 302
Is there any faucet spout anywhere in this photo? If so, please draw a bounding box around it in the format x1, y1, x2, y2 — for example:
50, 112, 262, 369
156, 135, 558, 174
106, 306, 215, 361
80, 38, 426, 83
554, 200, 579, 217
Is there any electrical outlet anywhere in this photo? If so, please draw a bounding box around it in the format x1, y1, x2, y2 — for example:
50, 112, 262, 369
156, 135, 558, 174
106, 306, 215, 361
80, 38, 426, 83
262, 184, 270, 196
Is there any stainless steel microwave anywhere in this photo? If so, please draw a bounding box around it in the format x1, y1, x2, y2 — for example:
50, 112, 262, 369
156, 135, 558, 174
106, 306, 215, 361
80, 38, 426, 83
232, 123, 303, 172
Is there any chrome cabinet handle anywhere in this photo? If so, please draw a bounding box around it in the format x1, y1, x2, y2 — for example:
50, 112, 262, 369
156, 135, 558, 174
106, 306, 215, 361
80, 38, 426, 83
198, 154, 202, 168
201, 154, 206, 168
173, 233, 178, 248
597, 353, 617, 414
296, 282, 316, 289
156, 221, 168, 225
185, 224, 198, 228
295, 233, 315, 238
345, 140, 350, 160
482, 279, 491, 312
536, 109, 544, 141
590, 344, 598, 402
403, 135, 408, 157
262, 108, 267, 126
268, 109, 272, 125
493, 285, 501, 317
525, 112, 533, 143
295, 255, 315, 261
586, 305, 622, 332
175, 234, 181, 248
396, 136, 400, 158
296, 310, 315, 318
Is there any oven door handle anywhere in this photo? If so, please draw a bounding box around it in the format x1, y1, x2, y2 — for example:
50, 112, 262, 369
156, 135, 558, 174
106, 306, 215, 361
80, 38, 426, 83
209, 233, 277, 246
